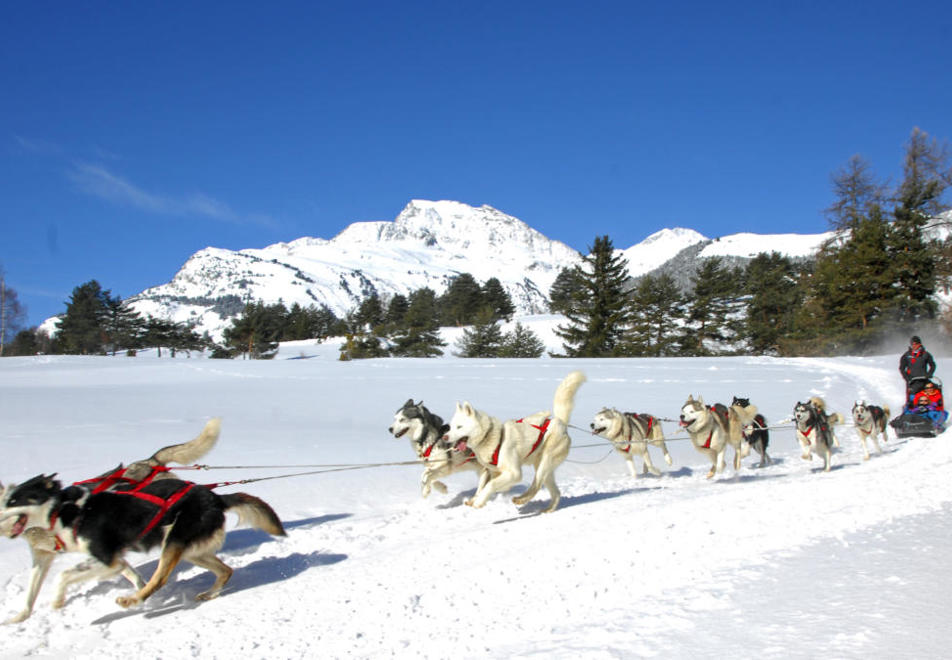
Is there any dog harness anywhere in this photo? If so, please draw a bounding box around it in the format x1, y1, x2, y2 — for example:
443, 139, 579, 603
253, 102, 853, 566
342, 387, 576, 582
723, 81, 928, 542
621, 413, 654, 452
70, 465, 197, 541
489, 418, 551, 466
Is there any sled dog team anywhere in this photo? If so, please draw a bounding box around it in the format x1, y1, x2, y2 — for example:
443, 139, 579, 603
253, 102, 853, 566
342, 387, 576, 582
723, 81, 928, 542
391, 373, 895, 512
0, 369, 891, 622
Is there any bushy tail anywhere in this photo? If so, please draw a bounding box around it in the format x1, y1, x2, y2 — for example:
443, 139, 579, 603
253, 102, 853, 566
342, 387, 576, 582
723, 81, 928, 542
221, 492, 286, 537
552, 371, 586, 425
150, 418, 222, 466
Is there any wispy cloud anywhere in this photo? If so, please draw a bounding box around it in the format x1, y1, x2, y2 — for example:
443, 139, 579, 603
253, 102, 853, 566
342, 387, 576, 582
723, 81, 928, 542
13, 135, 64, 157
67, 162, 276, 227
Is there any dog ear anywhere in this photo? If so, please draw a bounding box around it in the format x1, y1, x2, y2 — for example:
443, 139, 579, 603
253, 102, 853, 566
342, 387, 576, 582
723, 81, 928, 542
439, 424, 450, 435
698, 395, 705, 406
402, 399, 414, 408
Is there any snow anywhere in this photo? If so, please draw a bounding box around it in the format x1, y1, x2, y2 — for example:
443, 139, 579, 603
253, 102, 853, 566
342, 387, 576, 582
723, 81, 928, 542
619, 227, 708, 277
700, 231, 834, 259
2, 349, 951, 658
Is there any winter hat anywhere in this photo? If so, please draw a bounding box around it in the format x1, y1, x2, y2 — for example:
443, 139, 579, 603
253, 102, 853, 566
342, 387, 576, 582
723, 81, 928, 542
911, 335, 922, 345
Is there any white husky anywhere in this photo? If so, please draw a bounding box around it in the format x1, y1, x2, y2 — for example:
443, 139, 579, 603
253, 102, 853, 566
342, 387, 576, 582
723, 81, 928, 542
590, 408, 672, 477
443, 371, 585, 513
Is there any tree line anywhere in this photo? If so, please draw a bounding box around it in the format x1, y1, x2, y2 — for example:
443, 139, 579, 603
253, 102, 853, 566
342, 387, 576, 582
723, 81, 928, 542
552, 128, 952, 357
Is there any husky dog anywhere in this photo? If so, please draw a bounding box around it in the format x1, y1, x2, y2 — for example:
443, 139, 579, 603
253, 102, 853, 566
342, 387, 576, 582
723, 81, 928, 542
793, 401, 843, 472
679, 395, 751, 478
388, 399, 483, 497
808, 396, 841, 447
590, 408, 672, 477
1, 433, 285, 613
443, 371, 585, 513
732, 397, 771, 467
852, 401, 890, 460
0, 418, 222, 623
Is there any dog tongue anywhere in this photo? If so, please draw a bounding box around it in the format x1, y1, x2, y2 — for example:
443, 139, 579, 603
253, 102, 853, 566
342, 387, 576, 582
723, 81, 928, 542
11, 515, 26, 538
454, 440, 468, 453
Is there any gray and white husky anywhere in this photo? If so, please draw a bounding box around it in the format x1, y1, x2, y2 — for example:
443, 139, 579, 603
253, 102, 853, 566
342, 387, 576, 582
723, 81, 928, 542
590, 408, 672, 477
388, 399, 482, 497
852, 400, 890, 460
443, 371, 585, 513
679, 395, 752, 478
0, 418, 222, 623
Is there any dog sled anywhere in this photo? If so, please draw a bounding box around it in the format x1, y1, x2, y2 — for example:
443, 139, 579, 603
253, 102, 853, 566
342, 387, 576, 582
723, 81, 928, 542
890, 377, 948, 438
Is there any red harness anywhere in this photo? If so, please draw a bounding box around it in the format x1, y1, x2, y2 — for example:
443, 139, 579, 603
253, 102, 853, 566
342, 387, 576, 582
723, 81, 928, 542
622, 414, 653, 452
490, 418, 551, 466
64, 465, 196, 542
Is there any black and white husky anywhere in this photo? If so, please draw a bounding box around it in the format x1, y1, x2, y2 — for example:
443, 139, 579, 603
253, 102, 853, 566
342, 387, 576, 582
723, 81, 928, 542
590, 408, 672, 477
793, 400, 843, 472
443, 371, 585, 513
388, 399, 483, 497
852, 401, 890, 460
1, 424, 285, 614
732, 397, 771, 467
0, 418, 222, 623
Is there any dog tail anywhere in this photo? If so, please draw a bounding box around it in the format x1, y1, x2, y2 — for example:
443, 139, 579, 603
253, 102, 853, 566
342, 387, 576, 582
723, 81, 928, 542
883, 405, 891, 419
827, 412, 844, 425
221, 492, 286, 537
552, 371, 586, 425
149, 418, 222, 466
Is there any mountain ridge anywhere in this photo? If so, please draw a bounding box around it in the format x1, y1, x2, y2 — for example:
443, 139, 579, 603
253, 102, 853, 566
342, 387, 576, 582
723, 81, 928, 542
43, 200, 834, 340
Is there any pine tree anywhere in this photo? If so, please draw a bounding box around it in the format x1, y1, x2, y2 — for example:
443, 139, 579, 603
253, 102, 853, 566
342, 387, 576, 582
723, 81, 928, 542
0, 270, 27, 356
625, 273, 685, 356
355, 293, 385, 332
549, 267, 584, 315
743, 252, 803, 354
481, 278, 515, 321
554, 236, 633, 357
681, 258, 740, 355
887, 127, 949, 324
56, 280, 110, 355
499, 322, 546, 358
824, 155, 887, 231
440, 273, 485, 326
455, 308, 504, 357
102, 294, 144, 355
385, 294, 409, 329
390, 288, 445, 357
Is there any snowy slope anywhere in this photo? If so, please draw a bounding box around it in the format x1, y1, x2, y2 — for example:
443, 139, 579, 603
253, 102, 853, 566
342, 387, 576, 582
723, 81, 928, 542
1, 352, 951, 658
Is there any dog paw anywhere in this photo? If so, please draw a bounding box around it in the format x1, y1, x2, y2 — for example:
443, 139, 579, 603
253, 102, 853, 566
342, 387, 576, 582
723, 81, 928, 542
664, 455, 673, 465
433, 481, 448, 494
512, 495, 528, 505
5, 610, 31, 624
51, 597, 65, 610
464, 497, 474, 507
116, 595, 140, 609
195, 590, 221, 602
706, 470, 715, 479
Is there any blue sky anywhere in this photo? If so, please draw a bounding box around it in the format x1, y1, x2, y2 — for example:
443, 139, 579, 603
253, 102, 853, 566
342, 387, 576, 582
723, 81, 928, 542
2, 1, 951, 327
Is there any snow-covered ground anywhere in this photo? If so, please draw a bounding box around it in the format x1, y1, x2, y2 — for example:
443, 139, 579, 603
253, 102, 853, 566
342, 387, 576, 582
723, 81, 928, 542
1, 350, 950, 658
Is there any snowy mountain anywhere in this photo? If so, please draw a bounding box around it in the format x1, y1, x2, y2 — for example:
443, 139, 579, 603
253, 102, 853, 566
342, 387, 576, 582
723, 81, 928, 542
50, 200, 835, 341
124, 200, 583, 340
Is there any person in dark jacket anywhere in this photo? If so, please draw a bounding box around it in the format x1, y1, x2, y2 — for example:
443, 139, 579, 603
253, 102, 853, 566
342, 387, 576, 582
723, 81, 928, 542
900, 335, 936, 402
